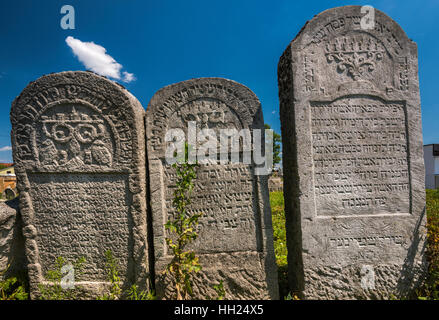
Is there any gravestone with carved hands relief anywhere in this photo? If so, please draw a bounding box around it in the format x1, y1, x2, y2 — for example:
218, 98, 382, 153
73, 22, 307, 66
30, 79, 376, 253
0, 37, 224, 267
11, 71, 148, 298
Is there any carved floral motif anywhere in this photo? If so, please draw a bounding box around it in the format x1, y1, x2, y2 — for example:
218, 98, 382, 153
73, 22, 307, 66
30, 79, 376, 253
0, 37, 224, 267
325, 35, 385, 81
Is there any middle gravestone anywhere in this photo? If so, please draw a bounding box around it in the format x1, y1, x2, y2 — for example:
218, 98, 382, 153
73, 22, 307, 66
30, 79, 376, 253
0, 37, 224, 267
146, 78, 279, 299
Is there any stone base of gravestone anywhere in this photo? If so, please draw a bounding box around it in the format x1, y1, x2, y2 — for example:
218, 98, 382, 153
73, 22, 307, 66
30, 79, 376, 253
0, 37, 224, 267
155, 251, 278, 300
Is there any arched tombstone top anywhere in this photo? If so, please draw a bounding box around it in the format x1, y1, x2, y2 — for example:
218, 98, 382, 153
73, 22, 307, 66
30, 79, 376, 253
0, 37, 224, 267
145, 77, 264, 160
279, 5, 419, 99
290, 5, 413, 51
11, 71, 145, 173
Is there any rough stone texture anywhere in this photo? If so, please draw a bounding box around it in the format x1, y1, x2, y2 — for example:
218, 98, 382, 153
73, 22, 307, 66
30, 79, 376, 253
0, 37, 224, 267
268, 175, 283, 192
10, 71, 148, 298
0, 199, 26, 280
278, 6, 427, 299
146, 78, 279, 299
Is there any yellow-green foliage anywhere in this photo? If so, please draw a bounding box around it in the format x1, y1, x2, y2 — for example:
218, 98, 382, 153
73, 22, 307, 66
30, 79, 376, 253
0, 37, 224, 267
38, 256, 86, 300
164, 143, 203, 300
98, 250, 156, 300
0, 265, 28, 300
98, 250, 122, 300
270, 191, 287, 267
418, 189, 439, 300
270, 191, 289, 299
426, 190, 439, 268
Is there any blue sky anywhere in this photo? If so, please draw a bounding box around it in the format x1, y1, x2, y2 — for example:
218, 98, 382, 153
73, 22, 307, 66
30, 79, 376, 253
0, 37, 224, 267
0, 0, 438, 162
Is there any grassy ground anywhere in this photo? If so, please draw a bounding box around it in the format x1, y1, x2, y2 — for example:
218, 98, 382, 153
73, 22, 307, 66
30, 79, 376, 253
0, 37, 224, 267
269, 191, 289, 299
418, 189, 439, 299
270, 189, 439, 300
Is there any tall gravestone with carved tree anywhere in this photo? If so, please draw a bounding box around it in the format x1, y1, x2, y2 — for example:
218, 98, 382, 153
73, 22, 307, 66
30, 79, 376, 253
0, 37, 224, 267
278, 6, 427, 299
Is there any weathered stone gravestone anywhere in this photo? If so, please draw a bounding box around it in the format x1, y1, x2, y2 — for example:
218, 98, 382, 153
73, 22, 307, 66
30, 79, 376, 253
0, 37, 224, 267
146, 78, 278, 299
278, 6, 427, 299
11, 71, 148, 297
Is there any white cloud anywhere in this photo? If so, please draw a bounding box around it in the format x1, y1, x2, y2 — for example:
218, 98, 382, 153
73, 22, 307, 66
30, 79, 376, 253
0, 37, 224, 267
0, 146, 12, 152
271, 110, 276, 114
123, 71, 136, 83
65, 36, 135, 83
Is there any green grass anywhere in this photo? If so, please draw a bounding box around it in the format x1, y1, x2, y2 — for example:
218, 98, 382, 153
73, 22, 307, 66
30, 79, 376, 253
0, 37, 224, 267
418, 189, 439, 299
269, 191, 289, 298
270, 191, 287, 267
270, 189, 439, 300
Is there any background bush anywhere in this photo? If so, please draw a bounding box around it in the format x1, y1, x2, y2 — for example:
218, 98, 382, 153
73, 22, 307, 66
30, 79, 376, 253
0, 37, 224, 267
418, 189, 439, 299
269, 191, 289, 299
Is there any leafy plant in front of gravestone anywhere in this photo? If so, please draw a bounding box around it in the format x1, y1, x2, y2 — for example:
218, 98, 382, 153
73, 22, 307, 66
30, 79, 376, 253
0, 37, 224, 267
98, 250, 122, 300
212, 280, 226, 300
205, 280, 227, 300
126, 284, 156, 300
284, 292, 300, 300
164, 143, 203, 300
417, 189, 439, 300
97, 250, 155, 300
39, 256, 86, 300
0, 264, 28, 300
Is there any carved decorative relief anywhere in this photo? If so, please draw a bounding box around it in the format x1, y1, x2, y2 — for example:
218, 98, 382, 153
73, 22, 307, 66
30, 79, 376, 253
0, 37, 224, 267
398, 57, 409, 91
37, 105, 113, 169
171, 98, 242, 132
325, 35, 385, 81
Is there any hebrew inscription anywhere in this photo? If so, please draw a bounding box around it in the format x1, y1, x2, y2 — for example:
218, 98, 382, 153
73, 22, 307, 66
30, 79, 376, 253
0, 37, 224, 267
311, 97, 410, 216
29, 173, 130, 279
164, 163, 259, 253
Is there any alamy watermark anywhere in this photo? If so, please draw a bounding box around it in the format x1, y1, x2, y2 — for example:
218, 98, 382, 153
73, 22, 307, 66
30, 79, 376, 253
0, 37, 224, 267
60, 5, 75, 30
165, 122, 274, 175
60, 263, 75, 289
360, 5, 375, 30
360, 265, 376, 290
